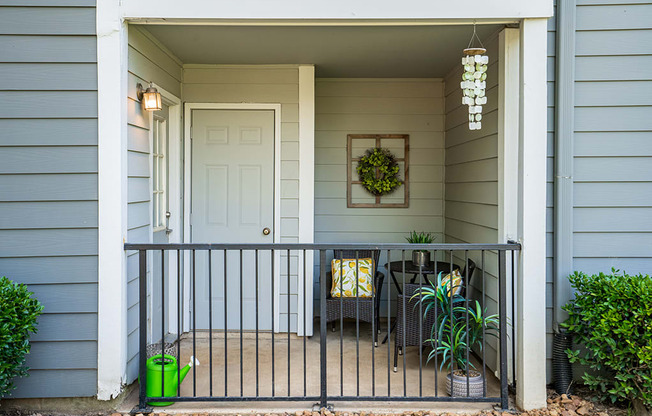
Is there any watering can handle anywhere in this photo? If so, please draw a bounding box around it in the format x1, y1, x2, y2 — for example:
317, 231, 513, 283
189, 356, 200, 367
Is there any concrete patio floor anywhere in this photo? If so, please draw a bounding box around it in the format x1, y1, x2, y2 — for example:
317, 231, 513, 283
120, 320, 501, 413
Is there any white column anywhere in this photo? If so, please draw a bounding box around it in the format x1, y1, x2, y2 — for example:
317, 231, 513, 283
298, 65, 315, 336
498, 27, 520, 385
96, 0, 129, 400
498, 28, 520, 244
516, 18, 548, 410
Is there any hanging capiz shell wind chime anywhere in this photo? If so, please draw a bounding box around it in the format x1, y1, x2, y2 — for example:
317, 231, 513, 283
461, 24, 488, 131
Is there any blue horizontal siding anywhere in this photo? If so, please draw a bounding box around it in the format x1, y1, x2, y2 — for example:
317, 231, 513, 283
0, 1, 98, 398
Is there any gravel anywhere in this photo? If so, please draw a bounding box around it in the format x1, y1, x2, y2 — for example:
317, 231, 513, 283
113, 390, 627, 416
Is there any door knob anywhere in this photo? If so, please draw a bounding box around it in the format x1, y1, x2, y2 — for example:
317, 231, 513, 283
262, 227, 271, 236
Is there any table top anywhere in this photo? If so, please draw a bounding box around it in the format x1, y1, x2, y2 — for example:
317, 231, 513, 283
384, 260, 461, 275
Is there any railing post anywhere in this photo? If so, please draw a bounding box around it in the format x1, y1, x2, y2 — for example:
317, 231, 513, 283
499, 249, 509, 409
319, 249, 328, 409
138, 249, 149, 411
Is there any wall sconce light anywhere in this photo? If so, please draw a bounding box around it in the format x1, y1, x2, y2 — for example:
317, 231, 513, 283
136, 82, 162, 111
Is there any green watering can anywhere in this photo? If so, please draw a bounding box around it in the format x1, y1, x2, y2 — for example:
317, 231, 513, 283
144, 354, 199, 406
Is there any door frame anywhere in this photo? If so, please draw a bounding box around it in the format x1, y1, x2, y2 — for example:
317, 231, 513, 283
148, 84, 182, 338
183, 103, 283, 332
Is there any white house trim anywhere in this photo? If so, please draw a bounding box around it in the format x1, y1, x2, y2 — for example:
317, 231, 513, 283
183, 103, 283, 332
297, 65, 315, 337
516, 18, 548, 411
147, 85, 182, 335
126, 18, 523, 26
122, 0, 553, 21
498, 28, 520, 385
498, 28, 520, 245
96, 1, 128, 400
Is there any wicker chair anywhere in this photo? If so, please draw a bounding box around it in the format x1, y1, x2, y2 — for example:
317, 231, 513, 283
324, 250, 385, 346
393, 259, 476, 371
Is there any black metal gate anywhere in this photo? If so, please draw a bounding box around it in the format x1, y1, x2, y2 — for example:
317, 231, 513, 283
124, 243, 520, 411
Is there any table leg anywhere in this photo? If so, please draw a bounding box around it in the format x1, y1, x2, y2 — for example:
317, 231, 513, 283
390, 270, 402, 295
381, 318, 398, 345
382, 270, 403, 345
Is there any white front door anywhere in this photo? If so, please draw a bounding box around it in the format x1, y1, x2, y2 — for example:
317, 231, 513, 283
191, 109, 275, 330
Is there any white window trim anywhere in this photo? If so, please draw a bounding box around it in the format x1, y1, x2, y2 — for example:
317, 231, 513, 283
183, 103, 283, 332
148, 84, 182, 335
151, 115, 168, 233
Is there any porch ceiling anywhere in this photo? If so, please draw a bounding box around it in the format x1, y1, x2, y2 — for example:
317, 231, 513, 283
142, 24, 503, 77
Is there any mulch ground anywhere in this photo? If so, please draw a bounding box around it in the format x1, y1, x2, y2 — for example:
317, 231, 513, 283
522, 389, 627, 416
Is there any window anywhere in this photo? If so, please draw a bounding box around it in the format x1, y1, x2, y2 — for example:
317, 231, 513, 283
152, 117, 167, 230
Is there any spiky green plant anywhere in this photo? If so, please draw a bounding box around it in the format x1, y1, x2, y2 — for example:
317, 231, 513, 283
405, 231, 437, 254
412, 272, 499, 373
405, 231, 436, 245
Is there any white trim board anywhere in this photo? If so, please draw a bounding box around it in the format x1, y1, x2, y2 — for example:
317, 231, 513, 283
298, 65, 315, 337
97, 2, 128, 400
516, 18, 548, 411
497, 27, 520, 386
121, 0, 553, 21
183, 103, 284, 333
127, 18, 525, 26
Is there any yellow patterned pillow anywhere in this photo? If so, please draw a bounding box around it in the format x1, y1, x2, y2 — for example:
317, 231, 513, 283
331, 258, 374, 298
441, 269, 463, 295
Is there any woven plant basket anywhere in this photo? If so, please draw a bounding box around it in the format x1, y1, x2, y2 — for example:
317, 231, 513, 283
446, 369, 485, 397
146, 341, 178, 359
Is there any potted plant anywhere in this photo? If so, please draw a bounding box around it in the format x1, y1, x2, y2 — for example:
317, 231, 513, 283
405, 231, 436, 267
413, 272, 499, 397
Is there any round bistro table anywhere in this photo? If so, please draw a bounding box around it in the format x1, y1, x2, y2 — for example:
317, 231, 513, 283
381, 260, 461, 344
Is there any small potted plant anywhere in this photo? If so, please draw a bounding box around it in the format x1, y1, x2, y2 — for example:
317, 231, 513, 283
413, 273, 499, 397
405, 231, 436, 267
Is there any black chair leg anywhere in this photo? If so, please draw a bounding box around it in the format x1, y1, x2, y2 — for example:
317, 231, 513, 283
393, 343, 399, 372
375, 315, 381, 347
331, 321, 336, 332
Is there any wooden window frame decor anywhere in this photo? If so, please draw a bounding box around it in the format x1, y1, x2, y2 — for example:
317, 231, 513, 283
347, 134, 409, 208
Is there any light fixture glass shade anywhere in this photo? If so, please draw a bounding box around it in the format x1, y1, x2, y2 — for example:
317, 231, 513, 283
143, 87, 162, 111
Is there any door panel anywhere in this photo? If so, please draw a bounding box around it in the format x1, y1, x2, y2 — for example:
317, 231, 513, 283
191, 109, 275, 330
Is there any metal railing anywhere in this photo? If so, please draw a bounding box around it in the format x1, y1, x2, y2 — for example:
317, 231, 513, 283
124, 242, 520, 411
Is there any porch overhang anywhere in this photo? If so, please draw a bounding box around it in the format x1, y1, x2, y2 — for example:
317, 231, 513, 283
121, 0, 553, 22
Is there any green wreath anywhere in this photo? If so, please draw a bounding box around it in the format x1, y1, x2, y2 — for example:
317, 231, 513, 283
356, 147, 403, 196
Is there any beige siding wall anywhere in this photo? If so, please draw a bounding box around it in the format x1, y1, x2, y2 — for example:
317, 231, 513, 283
443, 34, 501, 371
314, 78, 446, 311
183, 65, 301, 332
126, 26, 183, 382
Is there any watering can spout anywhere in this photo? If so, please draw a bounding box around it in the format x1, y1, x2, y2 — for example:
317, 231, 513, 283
179, 356, 200, 383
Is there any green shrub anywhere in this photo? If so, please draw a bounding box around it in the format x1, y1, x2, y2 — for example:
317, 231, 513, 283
0, 276, 44, 397
562, 269, 652, 410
